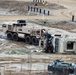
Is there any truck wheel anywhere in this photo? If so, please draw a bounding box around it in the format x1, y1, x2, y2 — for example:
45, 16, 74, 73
12, 33, 18, 41
25, 36, 31, 44
7, 32, 12, 40
32, 37, 39, 45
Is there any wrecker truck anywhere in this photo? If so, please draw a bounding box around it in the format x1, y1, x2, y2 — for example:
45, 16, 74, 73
2, 20, 54, 53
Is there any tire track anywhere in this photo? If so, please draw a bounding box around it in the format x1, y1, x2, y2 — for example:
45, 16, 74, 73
60, 9, 76, 19
61, 11, 71, 18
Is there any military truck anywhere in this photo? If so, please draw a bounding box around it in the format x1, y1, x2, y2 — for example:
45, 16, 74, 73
48, 59, 76, 75
2, 20, 47, 45
2, 20, 54, 53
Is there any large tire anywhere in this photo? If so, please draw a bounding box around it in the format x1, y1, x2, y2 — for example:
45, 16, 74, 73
12, 33, 18, 41
7, 32, 12, 40
31, 37, 39, 45
25, 36, 31, 44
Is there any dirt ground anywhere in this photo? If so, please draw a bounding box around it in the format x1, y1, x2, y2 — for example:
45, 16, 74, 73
28, 19, 76, 32
0, 0, 76, 75
0, 20, 76, 75
0, 0, 65, 15
0, 0, 76, 21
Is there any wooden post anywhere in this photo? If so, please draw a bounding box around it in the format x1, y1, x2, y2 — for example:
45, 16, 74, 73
37, 8, 38, 12
47, 11, 50, 16
31, 7, 32, 11
34, 7, 35, 12
40, 9, 42, 13
72, 15, 74, 22
44, 10, 45, 15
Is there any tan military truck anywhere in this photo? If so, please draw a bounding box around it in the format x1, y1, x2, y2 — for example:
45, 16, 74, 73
2, 20, 46, 45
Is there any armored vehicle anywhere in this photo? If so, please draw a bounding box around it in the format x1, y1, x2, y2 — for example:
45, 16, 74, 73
48, 59, 76, 75
2, 20, 47, 45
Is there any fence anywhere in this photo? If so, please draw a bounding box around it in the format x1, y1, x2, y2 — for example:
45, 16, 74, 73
28, 6, 50, 16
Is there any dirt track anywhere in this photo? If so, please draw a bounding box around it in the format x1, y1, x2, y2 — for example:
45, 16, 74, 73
0, 15, 70, 21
